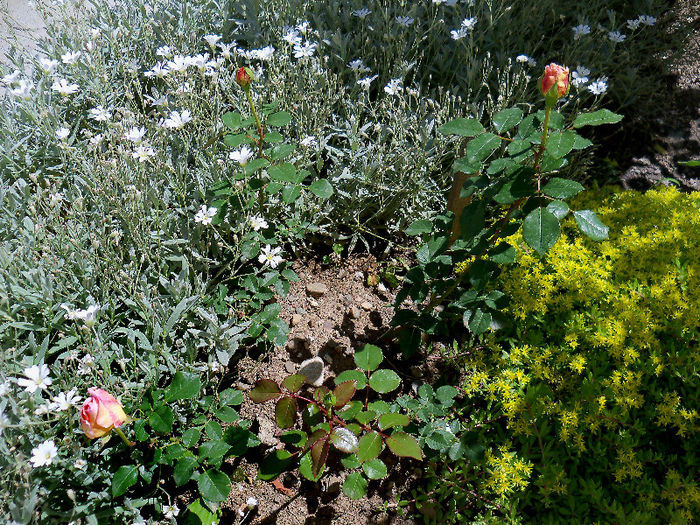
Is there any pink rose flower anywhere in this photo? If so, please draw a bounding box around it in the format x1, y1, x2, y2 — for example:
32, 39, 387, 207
80, 388, 127, 439
540, 63, 570, 100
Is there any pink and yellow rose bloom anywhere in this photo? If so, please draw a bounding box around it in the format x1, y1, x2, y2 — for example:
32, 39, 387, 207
80, 388, 128, 439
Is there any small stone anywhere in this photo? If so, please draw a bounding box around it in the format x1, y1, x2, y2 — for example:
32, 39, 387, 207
353, 271, 364, 281
298, 357, 325, 386
296, 307, 307, 315
284, 361, 296, 373
306, 282, 328, 297
308, 298, 319, 308
377, 283, 388, 294
291, 314, 303, 327
286, 340, 296, 351
341, 294, 353, 306
361, 301, 373, 311
322, 321, 334, 332
349, 306, 362, 319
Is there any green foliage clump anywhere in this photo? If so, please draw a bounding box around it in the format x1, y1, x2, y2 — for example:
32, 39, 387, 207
452, 187, 700, 523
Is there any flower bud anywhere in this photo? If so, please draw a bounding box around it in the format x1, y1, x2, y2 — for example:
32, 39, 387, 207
540, 63, 570, 102
80, 388, 127, 439
235, 66, 253, 89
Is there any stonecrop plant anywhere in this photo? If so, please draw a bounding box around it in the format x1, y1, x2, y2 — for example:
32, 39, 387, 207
248, 344, 422, 500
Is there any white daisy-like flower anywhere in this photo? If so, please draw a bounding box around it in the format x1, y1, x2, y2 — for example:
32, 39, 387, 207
218, 42, 236, 59
348, 59, 370, 72
162, 110, 192, 129
162, 504, 180, 519
0, 410, 9, 435
297, 21, 311, 34
608, 31, 626, 43
626, 18, 641, 30
357, 74, 378, 89
17, 364, 52, 393
187, 53, 209, 70
89, 105, 112, 122
56, 127, 70, 141
203, 34, 222, 48
1, 70, 20, 85
588, 77, 608, 95
61, 51, 81, 65
384, 78, 403, 96
249, 216, 269, 231
78, 305, 100, 326
49, 389, 82, 412
300, 135, 317, 148
460, 17, 477, 30
10, 79, 33, 99
30, 440, 58, 468
258, 245, 284, 268
156, 45, 173, 58
250, 46, 275, 61
283, 28, 302, 46
395, 16, 414, 27
572, 24, 591, 39
89, 134, 104, 146
34, 404, 50, 416
77, 354, 95, 376
515, 54, 536, 66
132, 145, 156, 162
144, 61, 170, 79
293, 41, 317, 59
246, 497, 258, 508
73, 458, 87, 470
166, 55, 189, 72
352, 7, 371, 18
571, 66, 590, 86
51, 78, 80, 95
194, 205, 217, 226
229, 145, 254, 166
38, 58, 59, 73
638, 15, 656, 26
0, 380, 11, 396
124, 126, 147, 143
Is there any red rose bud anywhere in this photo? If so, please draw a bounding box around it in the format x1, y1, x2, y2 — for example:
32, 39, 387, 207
540, 63, 570, 101
235, 66, 253, 89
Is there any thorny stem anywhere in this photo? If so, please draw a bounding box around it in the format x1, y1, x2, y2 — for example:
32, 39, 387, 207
243, 86, 266, 213
533, 103, 553, 192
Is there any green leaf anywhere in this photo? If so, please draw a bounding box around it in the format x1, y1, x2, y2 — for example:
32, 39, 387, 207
330, 427, 359, 453
281, 374, 305, 393
205, 421, 223, 441
679, 160, 700, 167
459, 201, 485, 239
465, 308, 491, 335
573, 210, 609, 241
573, 109, 623, 128
268, 163, 297, 183
310, 432, 330, 478
453, 156, 482, 175
165, 371, 202, 402
341, 453, 361, 469
258, 450, 293, 481
309, 179, 333, 200
282, 184, 302, 203
197, 469, 231, 503
492, 108, 523, 133
573, 134, 593, 150
378, 413, 410, 430
489, 242, 516, 264
342, 472, 368, 500
333, 381, 357, 407
268, 143, 295, 161
357, 432, 382, 462
182, 428, 201, 448
299, 449, 325, 481
368, 369, 401, 393
337, 400, 364, 420
362, 458, 388, 480
335, 370, 367, 389
385, 432, 422, 460
245, 158, 270, 174
280, 430, 307, 448
542, 177, 584, 199
264, 131, 284, 143
436, 385, 459, 404
149, 405, 174, 434
354, 344, 383, 371
186, 499, 217, 525
275, 397, 297, 429
198, 440, 231, 462
467, 133, 501, 163
219, 389, 244, 406
266, 111, 292, 127
523, 207, 561, 255
405, 219, 432, 236
222, 111, 242, 130
545, 131, 576, 159
546, 200, 570, 219
223, 133, 251, 148
439, 117, 484, 137
174, 456, 198, 486
112, 465, 139, 497
355, 410, 377, 425
249, 379, 282, 403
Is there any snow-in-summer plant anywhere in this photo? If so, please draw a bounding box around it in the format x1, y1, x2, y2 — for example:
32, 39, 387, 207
249, 344, 422, 499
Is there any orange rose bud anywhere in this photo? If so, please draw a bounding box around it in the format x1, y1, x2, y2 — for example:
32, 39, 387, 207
235, 66, 253, 89
80, 388, 127, 439
540, 63, 570, 101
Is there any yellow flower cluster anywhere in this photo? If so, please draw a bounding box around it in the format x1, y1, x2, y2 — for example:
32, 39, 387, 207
484, 445, 533, 496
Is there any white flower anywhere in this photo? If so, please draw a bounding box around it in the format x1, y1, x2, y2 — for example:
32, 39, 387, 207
10, 79, 33, 99
61, 51, 81, 65
89, 105, 112, 122
156, 45, 173, 58
162, 504, 180, 519
249, 216, 269, 231
516, 54, 536, 66
38, 58, 59, 74
572, 24, 591, 39
384, 78, 403, 96
30, 440, 58, 468
51, 78, 79, 95
0, 380, 11, 396
175, 82, 192, 94
300, 135, 317, 148
246, 497, 258, 508
194, 205, 217, 226
608, 31, 626, 43
132, 145, 156, 162
17, 364, 52, 393
50, 389, 82, 412
250, 46, 275, 61
49, 192, 64, 206
166, 55, 189, 72
626, 18, 641, 30
352, 7, 371, 18
77, 354, 95, 376
229, 145, 254, 166
638, 15, 656, 26
293, 41, 317, 59
218, 42, 236, 59
204, 34, 222, 48
187, 53, 209, 70
56, 127, 70, 141
282, 28, 302, 46
460, 17, 477, 30
74, 459, 87, 470
571, 66, 590, 86
588, 77, 608, 95
297, 21, 311, 35
144, 61, 170, 79
395, 16, 414, 27
124, 126, 147, 143
89, 134, 104, 146
348, 59, 370, 72
132, 515, 146, 525
34, 404, 50, 416
162, 110, 192, 129
1, 70, 21, 85
258, 245, 284, 268
357, 75, 378, 89
451, 17, 477, 40
0, 411, 8, 435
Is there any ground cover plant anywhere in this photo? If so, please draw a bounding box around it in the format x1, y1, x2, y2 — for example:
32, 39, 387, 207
0, 0, 696, 523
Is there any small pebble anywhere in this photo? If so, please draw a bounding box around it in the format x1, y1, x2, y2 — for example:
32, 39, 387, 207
284, 361, 296, 373
361, 301, 373, 311
354, 271, 364, 281
291, 314, 303, 327
349, 306, 362, 319
306, 282, 328, 297
308, 298, 319, 307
